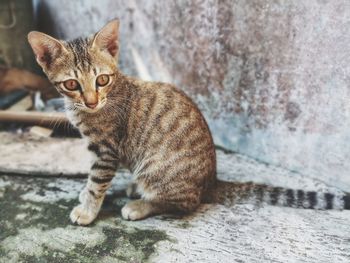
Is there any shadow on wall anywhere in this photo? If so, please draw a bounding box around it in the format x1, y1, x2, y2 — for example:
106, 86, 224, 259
34, 0, 57, 37
34, 0, 350, 191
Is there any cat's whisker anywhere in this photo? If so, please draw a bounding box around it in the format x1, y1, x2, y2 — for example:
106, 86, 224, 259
49, 116, 63, 132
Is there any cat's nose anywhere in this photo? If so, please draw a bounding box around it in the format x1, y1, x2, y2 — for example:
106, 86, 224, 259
85, 101, 98, 109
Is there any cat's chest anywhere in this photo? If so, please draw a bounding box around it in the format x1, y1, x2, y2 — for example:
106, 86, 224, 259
66, 110, 80, 128
66, 112, 94, 139
66, 110, 129, 160
67, 111, 98, 134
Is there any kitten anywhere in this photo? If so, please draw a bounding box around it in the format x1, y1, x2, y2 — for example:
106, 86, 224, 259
28, 20, 350, 226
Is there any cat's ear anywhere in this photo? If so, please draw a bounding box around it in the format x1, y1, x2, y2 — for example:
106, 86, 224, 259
27, 31, 66, 69
92, 19, 119, 58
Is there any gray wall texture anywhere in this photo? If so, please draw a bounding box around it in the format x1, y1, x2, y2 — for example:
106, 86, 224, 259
34, 0, 350, 190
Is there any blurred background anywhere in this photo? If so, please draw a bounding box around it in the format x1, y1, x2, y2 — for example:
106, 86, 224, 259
1, 0, 350, 190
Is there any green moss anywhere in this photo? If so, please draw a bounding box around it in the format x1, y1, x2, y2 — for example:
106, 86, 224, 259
11, 226, 168, 263
67, 227, 168, 262
0, 176, 170, 262
0, 182, 76, 241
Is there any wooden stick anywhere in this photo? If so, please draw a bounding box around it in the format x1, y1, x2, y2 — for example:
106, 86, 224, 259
0, 110, 69, 127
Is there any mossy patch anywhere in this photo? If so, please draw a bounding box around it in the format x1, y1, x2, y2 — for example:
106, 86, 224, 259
10, 226, 168, 263
0, 176, 170, 262
0, 179, 76, 242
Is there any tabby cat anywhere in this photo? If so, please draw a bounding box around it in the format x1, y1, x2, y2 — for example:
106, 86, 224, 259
28, 20, 350, 225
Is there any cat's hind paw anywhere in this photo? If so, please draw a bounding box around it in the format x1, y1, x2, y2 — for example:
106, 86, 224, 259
121, 200, 154, 221
70, 205, 97, 226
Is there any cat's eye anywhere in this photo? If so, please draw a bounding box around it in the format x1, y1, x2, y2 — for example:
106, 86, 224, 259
96, 74, 110, 87
63, 79, 80, 91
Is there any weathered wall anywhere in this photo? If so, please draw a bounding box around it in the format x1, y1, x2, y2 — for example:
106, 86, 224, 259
0, 0, 36, 70
34, 0, 350, 190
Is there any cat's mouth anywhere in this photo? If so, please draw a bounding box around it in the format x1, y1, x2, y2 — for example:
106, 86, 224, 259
74, 99, 107, 113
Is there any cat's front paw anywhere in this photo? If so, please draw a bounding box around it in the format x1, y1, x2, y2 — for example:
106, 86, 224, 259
79, 187, 88, 203
70, 204, 97, 226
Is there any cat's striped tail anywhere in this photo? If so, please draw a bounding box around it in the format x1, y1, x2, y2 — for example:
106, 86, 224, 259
203, 180, 350, 210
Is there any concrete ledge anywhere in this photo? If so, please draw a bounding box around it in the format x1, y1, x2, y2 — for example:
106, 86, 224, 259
0, 132, 90, 177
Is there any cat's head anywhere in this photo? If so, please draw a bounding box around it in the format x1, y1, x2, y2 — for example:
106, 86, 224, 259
28, 19, 120, 113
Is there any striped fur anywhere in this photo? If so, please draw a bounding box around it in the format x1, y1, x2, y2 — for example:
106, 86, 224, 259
204, 181, 350, 210
28, 20, 350, 226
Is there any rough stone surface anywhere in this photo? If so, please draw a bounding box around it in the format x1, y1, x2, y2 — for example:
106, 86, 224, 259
33, 0, 350, 190
0, 133, 350, 262
0, 132, 91, 177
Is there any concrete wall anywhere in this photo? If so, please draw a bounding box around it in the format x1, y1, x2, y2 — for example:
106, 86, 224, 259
34, 0, 350, 190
